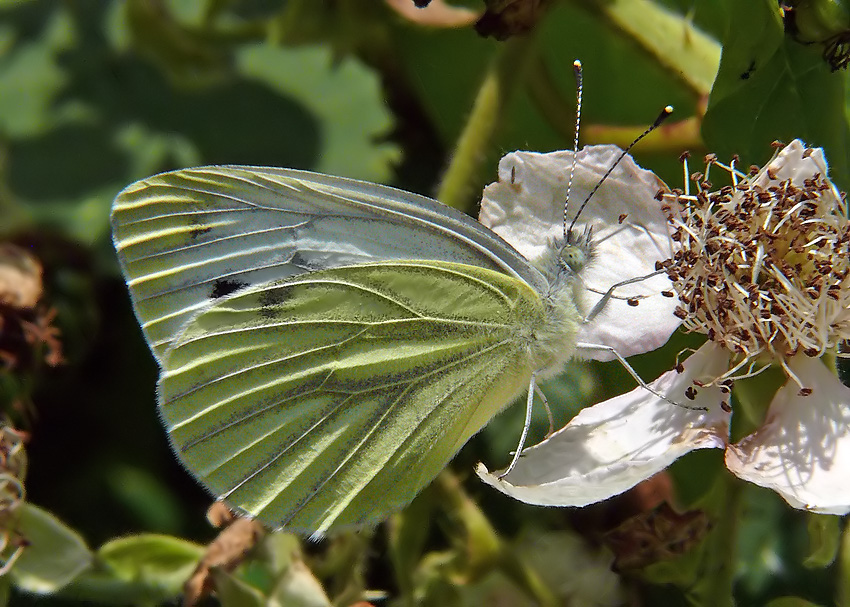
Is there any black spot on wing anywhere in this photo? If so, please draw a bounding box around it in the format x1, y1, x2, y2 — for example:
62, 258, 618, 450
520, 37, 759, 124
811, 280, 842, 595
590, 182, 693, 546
258, 285, 291, 319
211, 278, 248, 299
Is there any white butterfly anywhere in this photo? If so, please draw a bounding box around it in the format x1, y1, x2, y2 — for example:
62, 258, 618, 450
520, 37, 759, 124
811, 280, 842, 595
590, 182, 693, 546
112, 145, 678, 536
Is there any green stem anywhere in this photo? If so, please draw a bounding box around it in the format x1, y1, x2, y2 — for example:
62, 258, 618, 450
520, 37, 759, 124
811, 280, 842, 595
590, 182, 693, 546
435, 35, 535, 212
731, 365, 785, 441
433, 471, 558, 607
699, 473, 743, 607
838, 519, 850, 607
0, 146, 31, 236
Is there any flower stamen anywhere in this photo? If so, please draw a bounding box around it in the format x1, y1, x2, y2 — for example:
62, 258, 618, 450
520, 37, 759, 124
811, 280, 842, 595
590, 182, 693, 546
661, 142, 850, 384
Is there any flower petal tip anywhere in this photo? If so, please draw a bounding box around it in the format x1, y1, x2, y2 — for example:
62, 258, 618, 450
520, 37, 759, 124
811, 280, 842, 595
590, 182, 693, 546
725, 357, 850, 516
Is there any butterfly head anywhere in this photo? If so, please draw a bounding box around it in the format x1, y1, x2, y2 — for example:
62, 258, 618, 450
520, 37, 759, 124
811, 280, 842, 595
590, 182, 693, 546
560, 225, 594, 273
534, 226, 595, 290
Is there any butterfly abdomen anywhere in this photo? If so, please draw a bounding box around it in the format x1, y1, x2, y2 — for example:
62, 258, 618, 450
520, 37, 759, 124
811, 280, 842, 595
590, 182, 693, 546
529, 274, 581, 378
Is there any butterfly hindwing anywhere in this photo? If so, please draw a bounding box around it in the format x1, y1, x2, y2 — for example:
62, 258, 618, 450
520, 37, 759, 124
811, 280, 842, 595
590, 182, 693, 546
159, 260, 543, 533
112, 166, 547, 361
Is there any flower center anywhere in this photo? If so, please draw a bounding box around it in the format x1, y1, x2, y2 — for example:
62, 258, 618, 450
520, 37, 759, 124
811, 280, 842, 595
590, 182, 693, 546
659, 146, 850, 369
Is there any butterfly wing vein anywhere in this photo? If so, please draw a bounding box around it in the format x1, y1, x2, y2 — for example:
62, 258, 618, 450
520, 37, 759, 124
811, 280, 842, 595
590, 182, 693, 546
112, 166, 547, 361
159, 261, 543, 532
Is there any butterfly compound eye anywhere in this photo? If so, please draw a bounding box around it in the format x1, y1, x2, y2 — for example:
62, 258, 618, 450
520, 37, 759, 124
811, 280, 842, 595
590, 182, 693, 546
559, 244, 587, 272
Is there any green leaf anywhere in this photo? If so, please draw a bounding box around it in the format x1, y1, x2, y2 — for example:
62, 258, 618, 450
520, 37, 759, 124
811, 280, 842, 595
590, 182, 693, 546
517, 531, 624, 607
236, 44, 399, 182
245, 532, 331, 607
258, 532, 300, 573
10, 503, 93, 593
58, 534, 203, 605
102, 464, 187, 534
388, 487, 437, 598
804, 513, 841, 568
212, 568, 265, 607
267, 558, 331, 607
703, 0, 850, 186
125, 0, 229, 87
97, 534, 204, 580
596, 0, 721, 97
765, 597, 825, 607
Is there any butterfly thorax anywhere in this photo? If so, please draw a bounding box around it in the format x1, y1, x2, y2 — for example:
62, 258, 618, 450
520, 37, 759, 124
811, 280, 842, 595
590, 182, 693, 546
527, 231, 593, 377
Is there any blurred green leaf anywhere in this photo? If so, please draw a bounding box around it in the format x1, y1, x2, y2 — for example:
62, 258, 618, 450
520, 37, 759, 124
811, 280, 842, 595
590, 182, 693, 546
102, 464, 187, 534
388, 487, 437, 597
804, 513, 840, 568
237, 533, 332, 607
257, 532, 300, 573
96, 533, 203, 581
517, 531, 624, 606
237, 43, 399, 181
595, 0, 721, 97
0, 4, 71, 139
765, 597, 825, 607
125, 0, 229, 87
268, 558, 331, 607
702, 0, 850, 185
736, 485, 787, 596
213, 568, 265, 607
58, 534, 202, 605
10, 503, 93, 594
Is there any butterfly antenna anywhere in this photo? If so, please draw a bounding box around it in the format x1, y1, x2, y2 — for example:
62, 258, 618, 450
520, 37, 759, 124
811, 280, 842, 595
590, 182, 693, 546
566, 105, 674, 237
563, 59, 583, 243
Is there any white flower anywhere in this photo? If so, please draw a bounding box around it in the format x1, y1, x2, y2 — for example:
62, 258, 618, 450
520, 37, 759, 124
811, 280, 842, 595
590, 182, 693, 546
478, 140, 850, 516
479, 145, 682, 360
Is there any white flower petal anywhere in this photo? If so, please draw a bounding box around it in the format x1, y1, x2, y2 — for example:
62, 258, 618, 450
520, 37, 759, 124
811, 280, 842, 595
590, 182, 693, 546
477, 343, 731, 506
753, 140, 833, 191
480, 145, 681, 360
725, 355, 850, 515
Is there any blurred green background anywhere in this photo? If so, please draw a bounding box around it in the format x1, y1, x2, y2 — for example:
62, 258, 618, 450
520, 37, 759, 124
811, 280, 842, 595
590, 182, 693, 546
1, 0, 848, 606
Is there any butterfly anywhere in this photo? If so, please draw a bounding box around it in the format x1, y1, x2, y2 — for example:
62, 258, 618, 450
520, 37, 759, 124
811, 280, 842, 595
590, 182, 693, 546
111, 144, 674, 536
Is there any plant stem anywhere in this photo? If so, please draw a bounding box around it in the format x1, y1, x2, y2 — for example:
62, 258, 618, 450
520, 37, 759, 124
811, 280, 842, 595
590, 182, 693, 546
433, 470, 558, 607
838, 519, 850, 607
436, 34, 535, 212
699, 473, 742, 607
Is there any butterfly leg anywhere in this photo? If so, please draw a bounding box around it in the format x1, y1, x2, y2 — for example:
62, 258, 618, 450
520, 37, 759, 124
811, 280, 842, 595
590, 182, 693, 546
576, 342, 706, 411
498, 372, 538, 479
536, 383, 554, 437
583, 269, 666, 323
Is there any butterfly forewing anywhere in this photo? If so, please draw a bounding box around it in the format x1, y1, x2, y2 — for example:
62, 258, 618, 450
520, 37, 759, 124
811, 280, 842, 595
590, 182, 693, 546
159, 260, 543, 533
112, 167, 546, 361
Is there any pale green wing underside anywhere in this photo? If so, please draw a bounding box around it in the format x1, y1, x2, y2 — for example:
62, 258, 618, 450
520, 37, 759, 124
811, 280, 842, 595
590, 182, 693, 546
112, 166, 547, 361
160, 260, 543, 534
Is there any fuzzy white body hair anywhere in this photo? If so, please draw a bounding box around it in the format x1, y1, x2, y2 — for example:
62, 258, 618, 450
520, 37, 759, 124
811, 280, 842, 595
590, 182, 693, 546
527, 237, 588, 378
